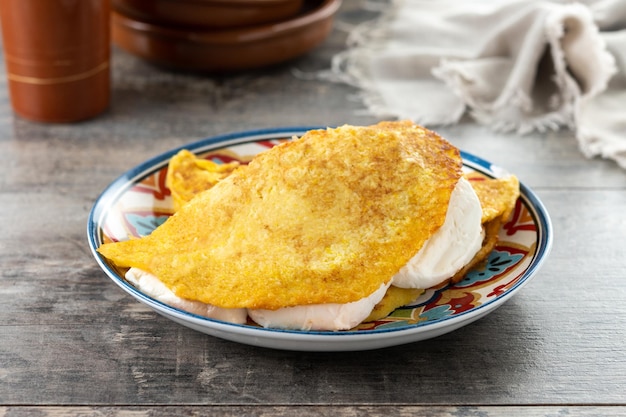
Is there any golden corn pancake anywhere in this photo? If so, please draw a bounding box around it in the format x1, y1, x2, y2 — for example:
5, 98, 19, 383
470, 174, 520, 224
166, 149, 240, 212
98, 121, 464, 310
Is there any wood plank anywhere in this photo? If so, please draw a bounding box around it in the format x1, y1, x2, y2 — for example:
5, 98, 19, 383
1, 406, 626, 417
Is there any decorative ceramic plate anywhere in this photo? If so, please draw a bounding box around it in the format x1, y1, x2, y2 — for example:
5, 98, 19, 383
87, 127, 552, 351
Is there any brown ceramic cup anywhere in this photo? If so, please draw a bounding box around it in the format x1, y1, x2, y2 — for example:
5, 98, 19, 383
0, 0, 110, 123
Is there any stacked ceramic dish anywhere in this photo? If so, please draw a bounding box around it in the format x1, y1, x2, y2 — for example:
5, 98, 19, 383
111, 0, 342, 72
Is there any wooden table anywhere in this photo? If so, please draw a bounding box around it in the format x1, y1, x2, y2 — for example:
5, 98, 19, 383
1, 2, 625, 416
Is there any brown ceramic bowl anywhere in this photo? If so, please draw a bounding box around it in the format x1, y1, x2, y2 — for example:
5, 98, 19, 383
112, 0, 342, 72
112, 0, 303, 29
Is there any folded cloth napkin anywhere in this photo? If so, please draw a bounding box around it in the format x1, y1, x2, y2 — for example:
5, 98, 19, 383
323, 0, 626, 168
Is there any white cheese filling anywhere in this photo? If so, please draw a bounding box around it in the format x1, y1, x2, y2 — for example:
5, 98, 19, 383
123, 177, 483, 331
391, 176, 484, 289
125, 268, 248, 324
247, 281, 391, 331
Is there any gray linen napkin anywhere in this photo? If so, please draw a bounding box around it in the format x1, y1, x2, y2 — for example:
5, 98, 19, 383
324, 0, 626, 168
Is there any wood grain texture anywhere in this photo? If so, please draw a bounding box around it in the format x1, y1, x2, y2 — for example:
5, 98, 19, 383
1, 0, 625, 412
1, 406, 626, 417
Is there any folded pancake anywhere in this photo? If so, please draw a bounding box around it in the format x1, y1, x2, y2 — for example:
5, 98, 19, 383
98, 121, 463, 310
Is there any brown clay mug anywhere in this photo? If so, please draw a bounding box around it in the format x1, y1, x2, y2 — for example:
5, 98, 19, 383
0, 0, 110, 123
